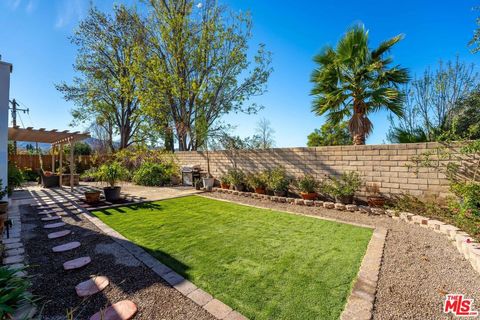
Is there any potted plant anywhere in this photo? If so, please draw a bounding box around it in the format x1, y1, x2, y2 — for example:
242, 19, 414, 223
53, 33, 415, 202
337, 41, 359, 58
194, 178, 203, 190
297, 175, 319, 200
267, 167, 290, 197
0, 179, 8, 231
327, 171, 362, 204
228, 168, 246, 191
247, 171, 268, 194
366, 183, 386, 207
84, 189, 101, 204
219, 175, 231, 189
96, 162, 127, 202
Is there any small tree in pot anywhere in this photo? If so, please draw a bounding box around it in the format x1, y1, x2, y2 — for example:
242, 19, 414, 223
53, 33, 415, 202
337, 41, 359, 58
96, 162, 127, 202
267, 167, 290, 197
247, 171, 268, 194
327, 171, 362, 204
228, 168, 246, 191
219, 175, 231, 189
297, 175, 319, 200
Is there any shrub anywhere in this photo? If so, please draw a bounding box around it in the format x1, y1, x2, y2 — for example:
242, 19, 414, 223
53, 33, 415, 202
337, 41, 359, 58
267, 167, 290, 192
95, 162, 127, 187
228, 168, 246, 186
451, 181, 480, 217
219, 175, 231, 185
8, 164, 24, 196
247, 171, 268, 189
325, 172, 362, 197
133, 162, 173, 186
297, 175, 319, 194
0, 266, 34, 319
80, 167, 98, 182
21, 168, 38, 182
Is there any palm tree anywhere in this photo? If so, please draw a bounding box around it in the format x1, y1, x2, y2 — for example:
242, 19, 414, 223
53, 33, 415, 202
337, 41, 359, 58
311, 24, 410, 145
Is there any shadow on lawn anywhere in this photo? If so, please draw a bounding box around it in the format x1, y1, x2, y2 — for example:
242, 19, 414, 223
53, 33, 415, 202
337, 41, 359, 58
92, 202, 165, 216
20, 200, 195, 320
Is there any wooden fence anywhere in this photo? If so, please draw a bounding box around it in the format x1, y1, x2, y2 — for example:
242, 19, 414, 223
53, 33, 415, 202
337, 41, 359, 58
8, 154, 94, 172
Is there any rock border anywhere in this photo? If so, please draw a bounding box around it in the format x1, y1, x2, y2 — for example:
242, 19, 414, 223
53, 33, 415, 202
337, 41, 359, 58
212, 187, 480, 277
77, 196, 247, 320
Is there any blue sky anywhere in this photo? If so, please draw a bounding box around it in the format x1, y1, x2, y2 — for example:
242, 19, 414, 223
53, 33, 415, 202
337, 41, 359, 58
0, 0, 479, 147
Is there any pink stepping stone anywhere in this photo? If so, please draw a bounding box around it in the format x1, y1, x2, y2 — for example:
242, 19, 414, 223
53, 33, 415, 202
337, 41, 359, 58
75, 276, 110, 297
52, 241, 81, 253
90, 300, 137, 320
63, 257, 91, 270
47, 230, 71, 239
44, 222, 66, 229
41, 216, 62, 221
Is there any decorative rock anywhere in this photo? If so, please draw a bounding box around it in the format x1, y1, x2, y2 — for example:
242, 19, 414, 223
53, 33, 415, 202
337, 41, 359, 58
371, 208, 385, 215
346, 204, 358, 212
427, 220, 444, 232
359, 205, 371, 214
41, 216, 62, 221
232, 191, 239, 195
286, 197, 295, 203
334, 203, 345, 211
464, 242, 479, 260
48, 230, 71, 239
89, 300, 137, 320
323, 202, 335, 209
385, 209, 396, 217
63, 257, 91, 270
278, 197, 287, 203
53, 241, 81, 253
305, 200, 314, 207
439, 224, 460, 239
294, 199, 304, 206
469, 247, 480, 272
44, 222, 66, 229
271, 196, 278, 202
76, 276, 110, 297
314, 200, 323, 207
455, 233, 471, 252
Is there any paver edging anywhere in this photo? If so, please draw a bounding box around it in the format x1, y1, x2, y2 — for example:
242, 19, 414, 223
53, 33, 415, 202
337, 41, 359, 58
78, 196, 247, 320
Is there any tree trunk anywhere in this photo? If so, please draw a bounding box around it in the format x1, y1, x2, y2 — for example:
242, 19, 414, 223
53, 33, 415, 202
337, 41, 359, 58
352, 133, 365, 145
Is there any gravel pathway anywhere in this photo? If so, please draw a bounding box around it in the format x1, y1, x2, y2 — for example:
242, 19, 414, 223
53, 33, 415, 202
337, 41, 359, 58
21, 202, 214, 320
204, 192, 480, 320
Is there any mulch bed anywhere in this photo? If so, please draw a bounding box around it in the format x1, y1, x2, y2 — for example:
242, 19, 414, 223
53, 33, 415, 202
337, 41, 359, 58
21, 203, 214, 320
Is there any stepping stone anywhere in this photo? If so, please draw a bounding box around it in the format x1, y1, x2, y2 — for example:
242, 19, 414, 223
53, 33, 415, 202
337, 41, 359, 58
44, 222, 66, 229
75, 276, 110, 297
52, 241, 81, 253
90, 300, 137, 320
38, 210, 56, 215
63, 257, 91, 270
48, 230, 71, 239
41, 216, 62, 221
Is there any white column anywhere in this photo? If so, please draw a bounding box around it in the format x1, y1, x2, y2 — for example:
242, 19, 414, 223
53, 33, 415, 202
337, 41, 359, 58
0, 61, 12, 200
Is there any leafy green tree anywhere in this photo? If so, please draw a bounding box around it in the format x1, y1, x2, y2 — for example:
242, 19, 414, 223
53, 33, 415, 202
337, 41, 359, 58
311, 24, 409, 145
307, 121, 351, 147
136, 0, 272, 151
448, 90, 480, 139
56, 5, 146, 150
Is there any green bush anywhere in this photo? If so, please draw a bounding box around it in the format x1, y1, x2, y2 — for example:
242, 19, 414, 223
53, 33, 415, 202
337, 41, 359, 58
297, 175, 319, 193
267, 167, 290, 192
133, 162, 173, 186
325, 172, 362, 197
8, 164, 24, 196
227, 168, 246, 186
246, 171, 268, 189
451, 181, 480, 216
0, 266, 34, 319
21, 168, 38, 182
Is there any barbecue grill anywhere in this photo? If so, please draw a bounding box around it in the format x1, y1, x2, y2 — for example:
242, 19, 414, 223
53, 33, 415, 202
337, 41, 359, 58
181, 165, 201, 186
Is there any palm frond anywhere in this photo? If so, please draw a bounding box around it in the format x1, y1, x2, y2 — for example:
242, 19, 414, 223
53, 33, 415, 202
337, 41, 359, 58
371, 34, 404, 59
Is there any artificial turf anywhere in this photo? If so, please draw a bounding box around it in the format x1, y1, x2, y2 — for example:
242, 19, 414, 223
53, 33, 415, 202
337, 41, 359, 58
92, 195, 372, 319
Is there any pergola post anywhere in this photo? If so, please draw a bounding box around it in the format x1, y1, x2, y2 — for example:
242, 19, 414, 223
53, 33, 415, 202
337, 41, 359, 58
51, 144, 55, 173
70, 139, 74, 192
0, 61, 12, 200
59, 143, 63, 188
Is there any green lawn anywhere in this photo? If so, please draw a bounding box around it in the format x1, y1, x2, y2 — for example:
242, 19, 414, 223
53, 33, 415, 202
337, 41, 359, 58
92, 196, 372, 320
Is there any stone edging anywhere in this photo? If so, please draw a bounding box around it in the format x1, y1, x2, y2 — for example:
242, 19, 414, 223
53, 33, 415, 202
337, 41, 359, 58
77, 196, 247, 320
211, 188, 480, 277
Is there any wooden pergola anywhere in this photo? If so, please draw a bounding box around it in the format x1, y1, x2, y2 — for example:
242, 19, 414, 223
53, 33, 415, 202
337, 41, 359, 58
8, 126, 90, 191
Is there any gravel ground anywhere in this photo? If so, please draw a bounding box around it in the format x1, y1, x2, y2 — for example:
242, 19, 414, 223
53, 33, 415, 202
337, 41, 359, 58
204, 192, 480, 320
21, 203, 214, 320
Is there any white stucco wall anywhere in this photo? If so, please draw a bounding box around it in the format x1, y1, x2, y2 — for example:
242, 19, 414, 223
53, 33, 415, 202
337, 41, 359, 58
0, 61, 12, 200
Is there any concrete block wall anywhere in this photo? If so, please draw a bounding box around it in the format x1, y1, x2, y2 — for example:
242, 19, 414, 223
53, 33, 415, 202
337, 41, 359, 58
176, 142, 466, 199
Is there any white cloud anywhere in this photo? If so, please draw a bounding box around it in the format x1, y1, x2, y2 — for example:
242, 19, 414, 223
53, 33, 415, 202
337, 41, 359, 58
55, 0, 86, 29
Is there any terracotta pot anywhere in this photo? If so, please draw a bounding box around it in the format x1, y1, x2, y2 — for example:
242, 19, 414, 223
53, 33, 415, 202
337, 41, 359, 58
335, 195, 354, 204
0, 201, 8, 214
221, 183, 230, 189
300, 192, 318, 200
0, 212, 6, 234
367, 196, 386, 208
85, 191, 101, 204
273, 190, 286, 197
255, 187, 266, 194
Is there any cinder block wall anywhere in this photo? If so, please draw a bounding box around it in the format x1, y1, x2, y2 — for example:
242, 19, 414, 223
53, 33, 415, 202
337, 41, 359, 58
176, 142, 462, 198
